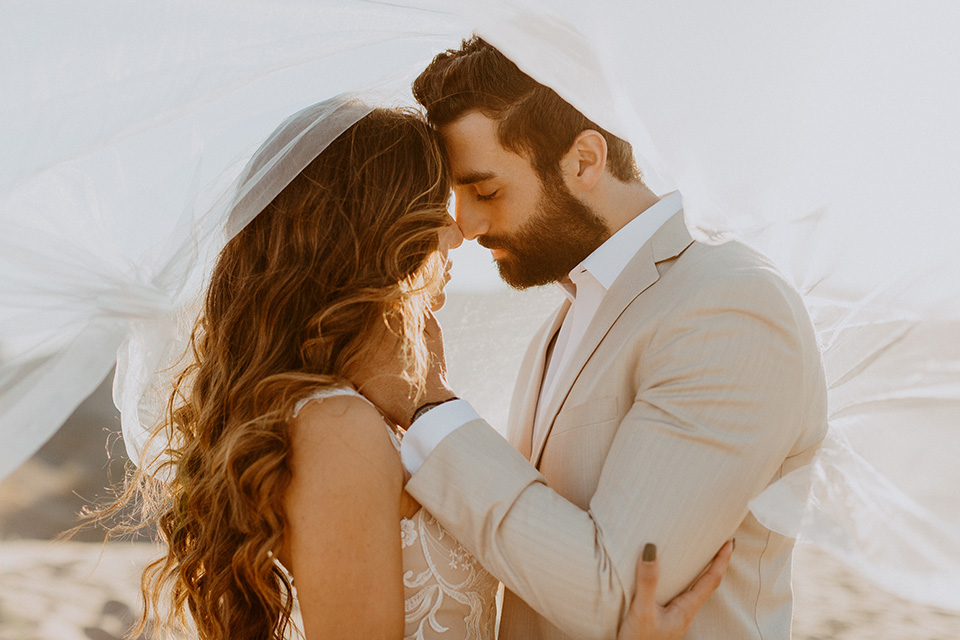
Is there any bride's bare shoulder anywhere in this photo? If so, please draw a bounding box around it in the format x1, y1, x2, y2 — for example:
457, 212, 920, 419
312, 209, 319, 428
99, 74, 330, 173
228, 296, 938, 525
289, 393, 400, 472
282, 392, 404, 588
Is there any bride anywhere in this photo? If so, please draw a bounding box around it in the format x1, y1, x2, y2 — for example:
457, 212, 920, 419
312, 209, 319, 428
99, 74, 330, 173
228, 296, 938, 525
108, 100, 732, 639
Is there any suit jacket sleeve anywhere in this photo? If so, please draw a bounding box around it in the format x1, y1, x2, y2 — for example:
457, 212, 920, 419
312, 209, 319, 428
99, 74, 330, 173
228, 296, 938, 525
404, 268, 820, 640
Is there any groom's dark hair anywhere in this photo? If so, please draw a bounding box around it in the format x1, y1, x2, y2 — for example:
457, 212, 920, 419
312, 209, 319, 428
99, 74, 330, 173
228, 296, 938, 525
413, 36, 640, 183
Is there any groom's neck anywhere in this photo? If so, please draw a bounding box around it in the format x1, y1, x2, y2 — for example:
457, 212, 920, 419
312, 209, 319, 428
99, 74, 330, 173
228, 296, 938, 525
591, 176, 661, 236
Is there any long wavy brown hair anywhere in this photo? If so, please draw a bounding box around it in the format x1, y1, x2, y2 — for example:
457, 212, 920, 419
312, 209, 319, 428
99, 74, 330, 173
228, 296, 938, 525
104, 107, 452, 639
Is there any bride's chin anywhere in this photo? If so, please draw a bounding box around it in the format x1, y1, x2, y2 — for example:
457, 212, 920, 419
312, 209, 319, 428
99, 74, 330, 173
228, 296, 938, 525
430, 263, 452, 311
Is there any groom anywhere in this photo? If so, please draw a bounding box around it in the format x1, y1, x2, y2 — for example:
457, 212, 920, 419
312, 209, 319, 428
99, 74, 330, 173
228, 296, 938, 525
398, 37, 828, 639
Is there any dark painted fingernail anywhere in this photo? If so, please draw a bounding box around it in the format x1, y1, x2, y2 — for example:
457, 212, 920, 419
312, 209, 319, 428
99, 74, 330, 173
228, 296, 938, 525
731, 538, 736, 552
642, 543, 657, 563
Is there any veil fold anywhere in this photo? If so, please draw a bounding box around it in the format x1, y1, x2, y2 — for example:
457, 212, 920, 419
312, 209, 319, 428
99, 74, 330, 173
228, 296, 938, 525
2, 0, 959, 611
0, 0, 462, 473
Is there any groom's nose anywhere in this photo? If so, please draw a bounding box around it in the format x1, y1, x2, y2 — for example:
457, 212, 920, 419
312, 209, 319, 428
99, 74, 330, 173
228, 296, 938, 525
452, 195, 489, 241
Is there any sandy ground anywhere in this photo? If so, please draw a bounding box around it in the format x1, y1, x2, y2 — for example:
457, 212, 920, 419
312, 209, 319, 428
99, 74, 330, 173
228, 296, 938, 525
0, 541, 157, 640
2, 541, 959, 640
2, 288, 959, 639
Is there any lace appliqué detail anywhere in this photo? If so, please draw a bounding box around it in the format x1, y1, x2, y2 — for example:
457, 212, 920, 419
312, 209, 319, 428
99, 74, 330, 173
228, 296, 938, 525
401, 518, 419, 549
400, 510, 498, 640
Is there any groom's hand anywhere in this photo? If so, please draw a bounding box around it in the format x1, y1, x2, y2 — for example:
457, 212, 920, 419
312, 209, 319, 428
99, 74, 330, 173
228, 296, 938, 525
412, 311, 458, 424
356, 311, 456, 428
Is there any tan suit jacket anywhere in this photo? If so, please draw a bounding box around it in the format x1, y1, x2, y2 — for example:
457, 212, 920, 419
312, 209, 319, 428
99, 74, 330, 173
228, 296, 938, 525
406, 211, 828, 639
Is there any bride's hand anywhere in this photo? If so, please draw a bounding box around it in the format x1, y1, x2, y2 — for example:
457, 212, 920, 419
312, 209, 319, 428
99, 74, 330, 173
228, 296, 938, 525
617, 540, 734, 640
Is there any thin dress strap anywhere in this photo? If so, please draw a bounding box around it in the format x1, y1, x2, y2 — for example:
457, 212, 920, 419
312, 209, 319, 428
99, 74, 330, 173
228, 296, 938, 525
292, 385, 400, 449
292, 385, 373, 419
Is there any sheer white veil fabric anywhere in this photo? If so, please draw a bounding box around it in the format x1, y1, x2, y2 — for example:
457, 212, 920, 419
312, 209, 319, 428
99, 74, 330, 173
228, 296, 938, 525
120, 96, 376, 469
0, 0, 460, 473
2, 0, 959, 611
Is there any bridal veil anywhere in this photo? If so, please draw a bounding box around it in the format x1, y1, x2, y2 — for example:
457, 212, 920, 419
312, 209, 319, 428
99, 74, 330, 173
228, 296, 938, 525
2, 0, 959, 610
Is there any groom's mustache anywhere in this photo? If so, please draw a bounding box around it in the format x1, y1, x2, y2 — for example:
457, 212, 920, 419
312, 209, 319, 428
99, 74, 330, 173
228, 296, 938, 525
477, 235, 515, 254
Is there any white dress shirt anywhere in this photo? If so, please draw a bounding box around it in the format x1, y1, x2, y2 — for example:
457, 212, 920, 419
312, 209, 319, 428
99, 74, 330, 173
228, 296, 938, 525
401, 192, 683, 474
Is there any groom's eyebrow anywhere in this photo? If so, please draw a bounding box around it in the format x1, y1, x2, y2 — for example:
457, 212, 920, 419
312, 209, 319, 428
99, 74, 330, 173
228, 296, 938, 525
455, 171, 496, 186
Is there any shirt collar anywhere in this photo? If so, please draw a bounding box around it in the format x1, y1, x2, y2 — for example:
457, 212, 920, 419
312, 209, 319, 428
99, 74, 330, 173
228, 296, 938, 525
557, 191, 683, 301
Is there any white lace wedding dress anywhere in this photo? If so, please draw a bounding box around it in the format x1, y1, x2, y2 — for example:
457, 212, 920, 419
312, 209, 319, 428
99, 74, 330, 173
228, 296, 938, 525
292, 387, 499, 640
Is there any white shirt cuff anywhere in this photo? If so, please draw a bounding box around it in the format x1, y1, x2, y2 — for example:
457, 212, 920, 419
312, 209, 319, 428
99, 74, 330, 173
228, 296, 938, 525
400, 399, 482, 474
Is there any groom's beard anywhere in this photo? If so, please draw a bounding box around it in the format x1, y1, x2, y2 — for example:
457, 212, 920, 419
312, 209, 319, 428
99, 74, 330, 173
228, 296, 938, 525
480, 175, 609, 289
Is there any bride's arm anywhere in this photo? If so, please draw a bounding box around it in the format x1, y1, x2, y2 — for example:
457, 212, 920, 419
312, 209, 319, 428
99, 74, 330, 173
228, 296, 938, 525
283, 395, 406, 639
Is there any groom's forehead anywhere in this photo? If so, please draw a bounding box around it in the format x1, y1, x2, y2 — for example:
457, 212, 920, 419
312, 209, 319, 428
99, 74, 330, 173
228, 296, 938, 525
441, 112, 533, 183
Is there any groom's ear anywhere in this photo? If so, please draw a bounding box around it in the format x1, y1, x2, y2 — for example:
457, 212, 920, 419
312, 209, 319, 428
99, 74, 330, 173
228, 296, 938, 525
561, 129, 607, 194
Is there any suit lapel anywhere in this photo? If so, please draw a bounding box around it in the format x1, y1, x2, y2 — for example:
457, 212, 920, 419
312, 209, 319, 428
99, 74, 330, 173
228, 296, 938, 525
530, 210, 694, 465
506, 300, 569, 459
